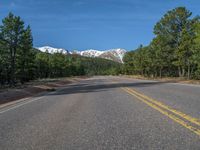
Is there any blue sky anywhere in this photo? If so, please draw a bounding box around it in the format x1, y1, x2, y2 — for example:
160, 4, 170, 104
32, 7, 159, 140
0, 0, 200, 51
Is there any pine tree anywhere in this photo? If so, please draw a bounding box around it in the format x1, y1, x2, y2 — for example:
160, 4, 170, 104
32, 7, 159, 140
154, 7, 195, 77
0, 12, 25, 86
17, 25, 34, 83
0, 39, 9, 85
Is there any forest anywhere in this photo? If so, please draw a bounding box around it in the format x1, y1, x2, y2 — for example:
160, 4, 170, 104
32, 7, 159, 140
123, 7, 200, 79
1, 7, 200, 87
0, 13, 121, 87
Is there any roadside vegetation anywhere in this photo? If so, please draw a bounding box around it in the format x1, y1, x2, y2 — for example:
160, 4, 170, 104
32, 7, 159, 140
0, 13, 121, 87
123, 7, 200, 80
1, 7, 200, 87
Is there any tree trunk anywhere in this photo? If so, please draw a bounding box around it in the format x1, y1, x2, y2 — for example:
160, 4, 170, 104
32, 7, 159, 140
178, 66, 185, 78
178, 66, 181, 77
159, 68, 162, 78
187, 61, 190, 80
10, 46, 17, 87
20, 61, 25, 84
182, 67, 185, 78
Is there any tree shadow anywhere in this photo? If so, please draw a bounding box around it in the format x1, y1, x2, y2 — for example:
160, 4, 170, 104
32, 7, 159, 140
49, 81, 167, 96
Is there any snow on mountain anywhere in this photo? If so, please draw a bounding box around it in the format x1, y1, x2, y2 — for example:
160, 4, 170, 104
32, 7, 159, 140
103, 48, 127, 63
72, 48, 127, 63
80, 49, 104, 57
37, 46, 69, 54
37, 46, 127, 63
72, 49, 103, 57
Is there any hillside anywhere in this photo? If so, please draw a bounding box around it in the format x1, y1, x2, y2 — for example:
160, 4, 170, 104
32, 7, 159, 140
37, 46, 127, 63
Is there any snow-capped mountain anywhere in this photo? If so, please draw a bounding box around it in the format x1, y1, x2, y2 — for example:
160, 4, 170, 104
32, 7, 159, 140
37, 46, 127, 63
73, 49, 104, 57
37, 46, 70, 54
100, 48, 126, 63
72, 49, 127, 63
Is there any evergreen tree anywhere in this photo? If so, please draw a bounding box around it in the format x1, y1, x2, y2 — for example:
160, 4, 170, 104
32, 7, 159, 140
35, 51, 50, 78
123, 7, 200, 79
0, 12, 25, 86
0, 39, 9, 85
17, 26, 34, 83
154, 7, 193, 77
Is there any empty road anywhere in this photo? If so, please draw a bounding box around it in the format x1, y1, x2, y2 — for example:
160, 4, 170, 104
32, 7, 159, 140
0, 76, 200, 149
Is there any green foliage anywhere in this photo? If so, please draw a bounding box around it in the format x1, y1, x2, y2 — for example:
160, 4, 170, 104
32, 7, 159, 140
80, 56, 121, 75
17, 26, 35, 83
0, 12, 28, 86
34, 52, 121, 79
3, 6, 200, 86
123, 51, 135, 74
124, 7, 200, 79
0, 12, 121, 86
0, 39, 10, 85
191, 22, 200, 79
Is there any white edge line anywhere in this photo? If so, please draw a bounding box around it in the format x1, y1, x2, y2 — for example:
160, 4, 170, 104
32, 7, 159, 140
0, 83, 81, 114
0, 96, 44, 114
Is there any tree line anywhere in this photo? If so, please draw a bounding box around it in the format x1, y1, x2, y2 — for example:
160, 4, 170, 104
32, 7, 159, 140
2, 7, 199, 87
35, 52, 122, 79
123, 7, 200, 79
0, 13, 121, 87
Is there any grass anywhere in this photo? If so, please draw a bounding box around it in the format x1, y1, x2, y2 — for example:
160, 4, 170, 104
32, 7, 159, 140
123, 75, 200, 85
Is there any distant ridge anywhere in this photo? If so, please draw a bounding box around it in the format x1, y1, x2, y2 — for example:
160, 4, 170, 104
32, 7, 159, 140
36, 46, 70, 55
37, 46, 127, 63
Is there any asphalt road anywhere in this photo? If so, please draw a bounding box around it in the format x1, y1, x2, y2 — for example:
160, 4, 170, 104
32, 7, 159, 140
0, 76, 200, 150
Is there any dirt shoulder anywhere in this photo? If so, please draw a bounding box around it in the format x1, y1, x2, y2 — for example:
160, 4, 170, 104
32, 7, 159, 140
122, 75, 200, 85
0, 77, 87, 105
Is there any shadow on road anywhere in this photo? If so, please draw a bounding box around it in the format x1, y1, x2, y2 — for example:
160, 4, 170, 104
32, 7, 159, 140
49, 80, 167, 96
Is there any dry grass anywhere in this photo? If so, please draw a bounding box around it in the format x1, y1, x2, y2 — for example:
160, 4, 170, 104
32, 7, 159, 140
0, 77, 86, 105
123, 75, 200, 85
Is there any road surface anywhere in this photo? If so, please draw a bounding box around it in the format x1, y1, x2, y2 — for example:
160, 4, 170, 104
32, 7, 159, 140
0, 76, 200, 149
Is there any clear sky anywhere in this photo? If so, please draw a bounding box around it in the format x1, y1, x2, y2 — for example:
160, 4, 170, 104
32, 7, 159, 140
0, 0, 200, 51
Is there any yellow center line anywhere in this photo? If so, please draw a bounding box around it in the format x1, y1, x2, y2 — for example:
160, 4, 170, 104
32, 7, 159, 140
121, 87, 200, 136
125, 87, 200, 127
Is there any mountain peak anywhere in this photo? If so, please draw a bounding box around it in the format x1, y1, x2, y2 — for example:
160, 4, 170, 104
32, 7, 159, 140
37, 46, 127, 63
37, 46, 69, 54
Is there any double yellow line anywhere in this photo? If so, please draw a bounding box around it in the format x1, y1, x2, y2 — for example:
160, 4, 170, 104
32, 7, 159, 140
122, 87, 200, 136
